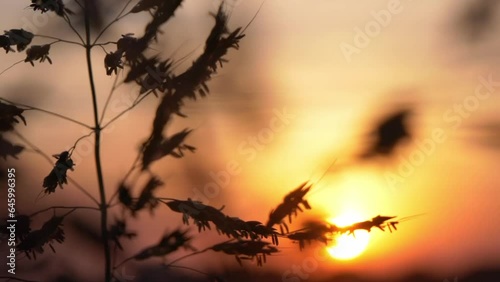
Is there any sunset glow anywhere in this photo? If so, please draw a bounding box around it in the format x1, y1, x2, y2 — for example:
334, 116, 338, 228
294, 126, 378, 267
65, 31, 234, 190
327, 212, 371, 260
1, 1, 499, 281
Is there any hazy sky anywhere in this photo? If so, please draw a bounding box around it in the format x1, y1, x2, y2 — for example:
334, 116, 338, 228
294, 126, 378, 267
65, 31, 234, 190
1, 0, 499, 281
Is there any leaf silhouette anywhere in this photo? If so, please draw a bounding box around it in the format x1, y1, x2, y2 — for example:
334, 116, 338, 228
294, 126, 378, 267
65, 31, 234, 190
0, 35, 14, 53
25, 44, 52, 66
115, 33, 147, 65
0, 101, 27, 131
118, 182, 134, 209
286, 220, 334, 250
0, 134, 24, 159
139, 5, 243, 171
137, 0, 183, 43
132, 176, 163, 215
165, 199, 279, 243
211, 240, 278, 266
1, 214, 31, 242
457, 0, 499, 41
130, 0, 170, 13
104, 51, 123, 75
133, 230, 192, 261
266, 182, 312, 233
17, 216, 65, 260
170, 6, 245, 103
141, 128, 193, 169
359, 109, 412, 159
109, 219, 136, 250
29, 0, 74, 17
4, 29, 34, 52
42, 151, 75, 194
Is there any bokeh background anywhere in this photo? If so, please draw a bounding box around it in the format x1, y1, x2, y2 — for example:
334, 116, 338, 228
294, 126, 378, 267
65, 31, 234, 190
1, 0, 499, 281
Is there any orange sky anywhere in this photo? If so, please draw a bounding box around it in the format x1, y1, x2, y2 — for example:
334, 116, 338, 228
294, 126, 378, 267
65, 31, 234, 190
1, 0, 500, 280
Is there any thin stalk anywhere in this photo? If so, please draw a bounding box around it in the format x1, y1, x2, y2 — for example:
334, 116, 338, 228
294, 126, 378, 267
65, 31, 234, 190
64, 14, 85, 45
68, 130, 95, 154
0, 60, 24, 76
83, 1, 111, 281
92, 0, 135, 45
0, 276, 38, 282
30, 205, 100, 218
101, 92, 151, 129
0, 97, 92, 129
35, 34, 84, 47
99, 70, 121, 124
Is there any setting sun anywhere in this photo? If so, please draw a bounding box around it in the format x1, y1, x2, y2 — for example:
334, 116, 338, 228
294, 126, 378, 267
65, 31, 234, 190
327, 212, 371, 260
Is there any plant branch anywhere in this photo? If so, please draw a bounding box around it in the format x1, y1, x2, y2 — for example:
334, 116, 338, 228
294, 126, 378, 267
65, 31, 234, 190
63, 14, 85, 45
99, 69, 122, 124
73, 0, 84, 9
0, 98, 92, 129
92, 0, 135, 45
83, 1, 111, 279
156, 197, 187, 204
101, 92, 152, 129
30, 205, 100, 218
94, 41, 117, 47
68, 130, 95, 154
12, 130, 99, 205
107, 153, 141, 206
35, 34, 84, 47
113, 256, 134, 270
0, 60, 24, 76
0, 276, 38, 282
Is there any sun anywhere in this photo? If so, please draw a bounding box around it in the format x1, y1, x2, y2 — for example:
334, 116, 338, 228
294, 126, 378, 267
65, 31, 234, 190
327, 211, 371, 260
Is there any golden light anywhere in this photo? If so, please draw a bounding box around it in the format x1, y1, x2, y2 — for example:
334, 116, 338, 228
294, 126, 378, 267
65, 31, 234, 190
327, 211, 371, 260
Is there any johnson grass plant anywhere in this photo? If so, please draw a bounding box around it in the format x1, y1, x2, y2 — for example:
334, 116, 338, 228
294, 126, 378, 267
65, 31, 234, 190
0, 1, 410, 281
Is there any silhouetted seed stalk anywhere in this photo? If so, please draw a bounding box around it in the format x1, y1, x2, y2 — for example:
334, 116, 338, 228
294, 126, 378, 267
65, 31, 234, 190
16, 208, 76, 260
0, 1, 415, 281
1, 2, 251, 280
163, 198, 279, 244
266, 182, 312, 234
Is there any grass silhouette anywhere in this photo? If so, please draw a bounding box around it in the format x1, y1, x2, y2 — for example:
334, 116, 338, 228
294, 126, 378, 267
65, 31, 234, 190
0, 1, 413, 281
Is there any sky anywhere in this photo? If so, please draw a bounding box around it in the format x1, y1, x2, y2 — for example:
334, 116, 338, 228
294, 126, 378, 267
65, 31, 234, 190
1, 0, 500, 281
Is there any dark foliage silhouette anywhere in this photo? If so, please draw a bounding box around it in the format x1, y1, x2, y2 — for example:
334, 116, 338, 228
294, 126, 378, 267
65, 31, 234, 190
0, 1, 414, 281
42, 151, 75, 194
25, 44, 52, 66
359, 109, 412, 159
0, 102, 26, 160
458, 0, 500, 41
0, 102, 26, 131
17, 215, 66, 260
30, 0, 74, 17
